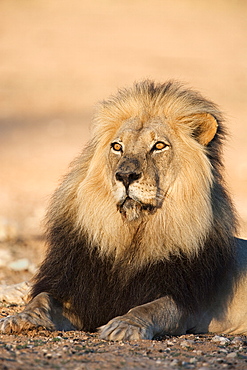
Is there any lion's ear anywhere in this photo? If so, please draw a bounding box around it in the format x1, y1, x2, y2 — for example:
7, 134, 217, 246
188, 113, 218, 146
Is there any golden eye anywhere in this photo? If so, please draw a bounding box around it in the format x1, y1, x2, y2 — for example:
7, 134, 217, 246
153, 141, 167, 151
111, 142, 122, 152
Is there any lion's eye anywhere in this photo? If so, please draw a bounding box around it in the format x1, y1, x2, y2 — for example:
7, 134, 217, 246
152, 141, 168, 151
111, 142, 123, 152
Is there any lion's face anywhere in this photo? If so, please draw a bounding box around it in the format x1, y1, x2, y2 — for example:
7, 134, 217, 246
72, 81, 226, 260
108, 117, 175, 221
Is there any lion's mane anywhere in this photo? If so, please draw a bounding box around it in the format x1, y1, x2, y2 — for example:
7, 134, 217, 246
32, 81, 238, 332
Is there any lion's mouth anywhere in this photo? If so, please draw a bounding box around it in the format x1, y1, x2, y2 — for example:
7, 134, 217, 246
117, 196, 156, 221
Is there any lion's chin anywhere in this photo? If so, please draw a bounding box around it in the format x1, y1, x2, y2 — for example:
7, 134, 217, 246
118, 197, 156, 222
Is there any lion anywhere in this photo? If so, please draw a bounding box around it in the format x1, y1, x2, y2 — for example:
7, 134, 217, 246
1, 80, 247, 340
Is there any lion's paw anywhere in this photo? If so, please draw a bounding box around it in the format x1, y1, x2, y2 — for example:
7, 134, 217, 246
99, 316, 153, 341
0, 311, 55, 333
0, 314, 30, 333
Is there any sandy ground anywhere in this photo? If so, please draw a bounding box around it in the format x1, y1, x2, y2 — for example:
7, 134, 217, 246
0, 0, 247, 368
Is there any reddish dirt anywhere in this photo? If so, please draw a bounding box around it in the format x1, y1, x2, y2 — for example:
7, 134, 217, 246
0, 1, 247, 369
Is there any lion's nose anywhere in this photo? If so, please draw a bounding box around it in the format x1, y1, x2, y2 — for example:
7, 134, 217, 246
115, 171, 141, 188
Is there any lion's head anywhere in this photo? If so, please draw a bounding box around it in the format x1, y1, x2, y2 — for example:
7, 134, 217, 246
107, 111, 217, 223
48, 80, 237, 267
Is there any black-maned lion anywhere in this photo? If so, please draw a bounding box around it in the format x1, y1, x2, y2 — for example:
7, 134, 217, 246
1, 80, 247, 340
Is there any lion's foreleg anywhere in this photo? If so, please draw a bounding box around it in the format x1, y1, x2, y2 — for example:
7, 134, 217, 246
99, 296, 190, 341
0, 292, 76, 333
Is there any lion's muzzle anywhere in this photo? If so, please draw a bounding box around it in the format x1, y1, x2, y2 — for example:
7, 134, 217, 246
114, 157, 159, 221
115, 158, 142, 190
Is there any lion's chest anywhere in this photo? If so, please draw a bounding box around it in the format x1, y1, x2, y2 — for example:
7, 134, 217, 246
72, 254, 206, 331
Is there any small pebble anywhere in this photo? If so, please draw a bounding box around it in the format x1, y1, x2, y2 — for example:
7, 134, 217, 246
226, 351, 238, 358
8, 258, 30, 271
45, 353, 53, 359
231, 337, 244, 345
167, 340, 175, 346
189, 357, 197, 363
218, 349, 228, 354
180, 339, 194, 347
170, 359, 178, 366
193, 350, 203, 355
211, 335, 230, 345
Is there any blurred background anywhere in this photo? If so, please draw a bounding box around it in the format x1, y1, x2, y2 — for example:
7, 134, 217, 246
0, 0, 246, 269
